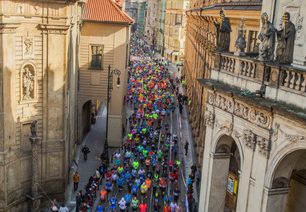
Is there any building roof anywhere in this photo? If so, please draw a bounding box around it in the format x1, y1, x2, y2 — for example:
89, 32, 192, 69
82, 0, 133, 24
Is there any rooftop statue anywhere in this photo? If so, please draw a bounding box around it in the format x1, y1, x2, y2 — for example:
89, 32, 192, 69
214, 10, 232, 52
235, 18, 246, 56
275, 12, 296, 64
258, 13, 275, 61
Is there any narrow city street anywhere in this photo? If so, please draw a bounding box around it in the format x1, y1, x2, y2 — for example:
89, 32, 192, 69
62, 33, 199, 212
66, 106, 107, 211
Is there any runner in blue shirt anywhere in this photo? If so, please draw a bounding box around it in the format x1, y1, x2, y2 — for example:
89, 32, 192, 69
109, 196, 117, 211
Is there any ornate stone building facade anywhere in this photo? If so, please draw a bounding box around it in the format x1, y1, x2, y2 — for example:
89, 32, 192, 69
185, 0, 306, 211
0, 0, 82, 211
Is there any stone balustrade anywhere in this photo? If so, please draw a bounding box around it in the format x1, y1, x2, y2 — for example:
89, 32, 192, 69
218, 53, 261, 81
213, 52, 306, 109
264, 64, 306, 94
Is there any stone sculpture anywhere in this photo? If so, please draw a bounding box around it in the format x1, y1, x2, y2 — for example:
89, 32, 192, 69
23, 66, 34, 100
235, 19, 246, 56
214, 9, 232, 52
276, 12, 296, 64
258, 13, 275, 61
30, 120, 37, 137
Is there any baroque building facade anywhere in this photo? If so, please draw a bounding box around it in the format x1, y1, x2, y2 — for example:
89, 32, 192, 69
184, 0, 306, 211
0, 0, 83, 211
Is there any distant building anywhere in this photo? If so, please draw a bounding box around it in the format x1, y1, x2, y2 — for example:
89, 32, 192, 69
145, 0, 158, 48
164, 0, 189, 63
125, 0, 147, 34
156, 0, 167, 54
80, 0, 133, 147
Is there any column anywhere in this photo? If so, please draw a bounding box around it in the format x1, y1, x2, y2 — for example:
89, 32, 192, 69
264, 187, 289, 212
26, 135, 42, 212
207, 153, 231, 212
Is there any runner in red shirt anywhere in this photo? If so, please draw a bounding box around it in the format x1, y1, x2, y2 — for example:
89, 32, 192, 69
139, 201, 148, 212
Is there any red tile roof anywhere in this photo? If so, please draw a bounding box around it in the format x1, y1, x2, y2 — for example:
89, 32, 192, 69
82, 0, 133, 24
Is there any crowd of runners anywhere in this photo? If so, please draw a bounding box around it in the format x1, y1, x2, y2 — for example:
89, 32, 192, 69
74, 33, 197, 212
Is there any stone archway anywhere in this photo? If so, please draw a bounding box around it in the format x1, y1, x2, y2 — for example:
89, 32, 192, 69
266, 149, 306, 212
207, 135, 242, 212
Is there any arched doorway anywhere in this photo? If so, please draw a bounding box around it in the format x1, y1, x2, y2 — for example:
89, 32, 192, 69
267, 150, 306, 212
208, 135, 241, 212
81, 100, 92, 140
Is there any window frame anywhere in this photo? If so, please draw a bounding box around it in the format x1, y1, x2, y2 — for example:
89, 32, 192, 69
89, 44, 104, 70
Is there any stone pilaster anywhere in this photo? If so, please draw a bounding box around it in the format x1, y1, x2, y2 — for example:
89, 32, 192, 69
26, 136, 42, 212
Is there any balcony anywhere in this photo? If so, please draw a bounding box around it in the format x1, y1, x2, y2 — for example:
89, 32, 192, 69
189, 0, 262, 11
212, 53, 306, 109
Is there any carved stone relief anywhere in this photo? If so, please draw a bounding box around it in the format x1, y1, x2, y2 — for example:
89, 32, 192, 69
21, 64, 35, 101
204, 110, 215, 127
23, 37, 34, 59
234, 128, 270, 157
234, 129, 256, 150
273, 122, 305, 143
215, 119, 233, 135
207, 92, 272, 129
257, 136, 271, 157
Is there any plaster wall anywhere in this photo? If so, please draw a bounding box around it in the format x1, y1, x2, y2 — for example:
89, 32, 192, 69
80, 22, 130, 147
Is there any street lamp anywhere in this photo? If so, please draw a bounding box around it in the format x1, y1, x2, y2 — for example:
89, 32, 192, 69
103, 64, 121, 165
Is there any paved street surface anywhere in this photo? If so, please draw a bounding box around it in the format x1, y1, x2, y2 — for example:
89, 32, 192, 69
66, 106, 107, 211
53, 37, 199, 212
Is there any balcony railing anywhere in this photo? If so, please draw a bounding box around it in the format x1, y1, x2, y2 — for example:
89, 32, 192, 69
213, 52, 306, 108
263, 63, 306, 94
218, 53, 260, 81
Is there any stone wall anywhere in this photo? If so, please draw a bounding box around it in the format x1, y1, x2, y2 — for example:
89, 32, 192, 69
0, 0, 81, 210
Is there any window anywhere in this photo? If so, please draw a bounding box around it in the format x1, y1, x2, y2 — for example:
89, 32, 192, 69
90, 45, 103, 69
247, 31, 258, 53
175, 14, 182, 25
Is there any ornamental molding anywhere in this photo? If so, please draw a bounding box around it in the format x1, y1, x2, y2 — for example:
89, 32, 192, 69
257, 136, 271, 157
207, 91, 272, 129
273, 123, 305, 143
234, 129, 256, 150
204, 110, 215, 127
234, 129, 271, 157
38, 24, 70, 35
215, 119, 233, 135
0, 23, 20, 34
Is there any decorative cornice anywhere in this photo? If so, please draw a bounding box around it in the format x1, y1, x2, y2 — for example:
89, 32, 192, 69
38, 24, 70, 35
207, 91, 272, 129
0, 23, 20, 34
